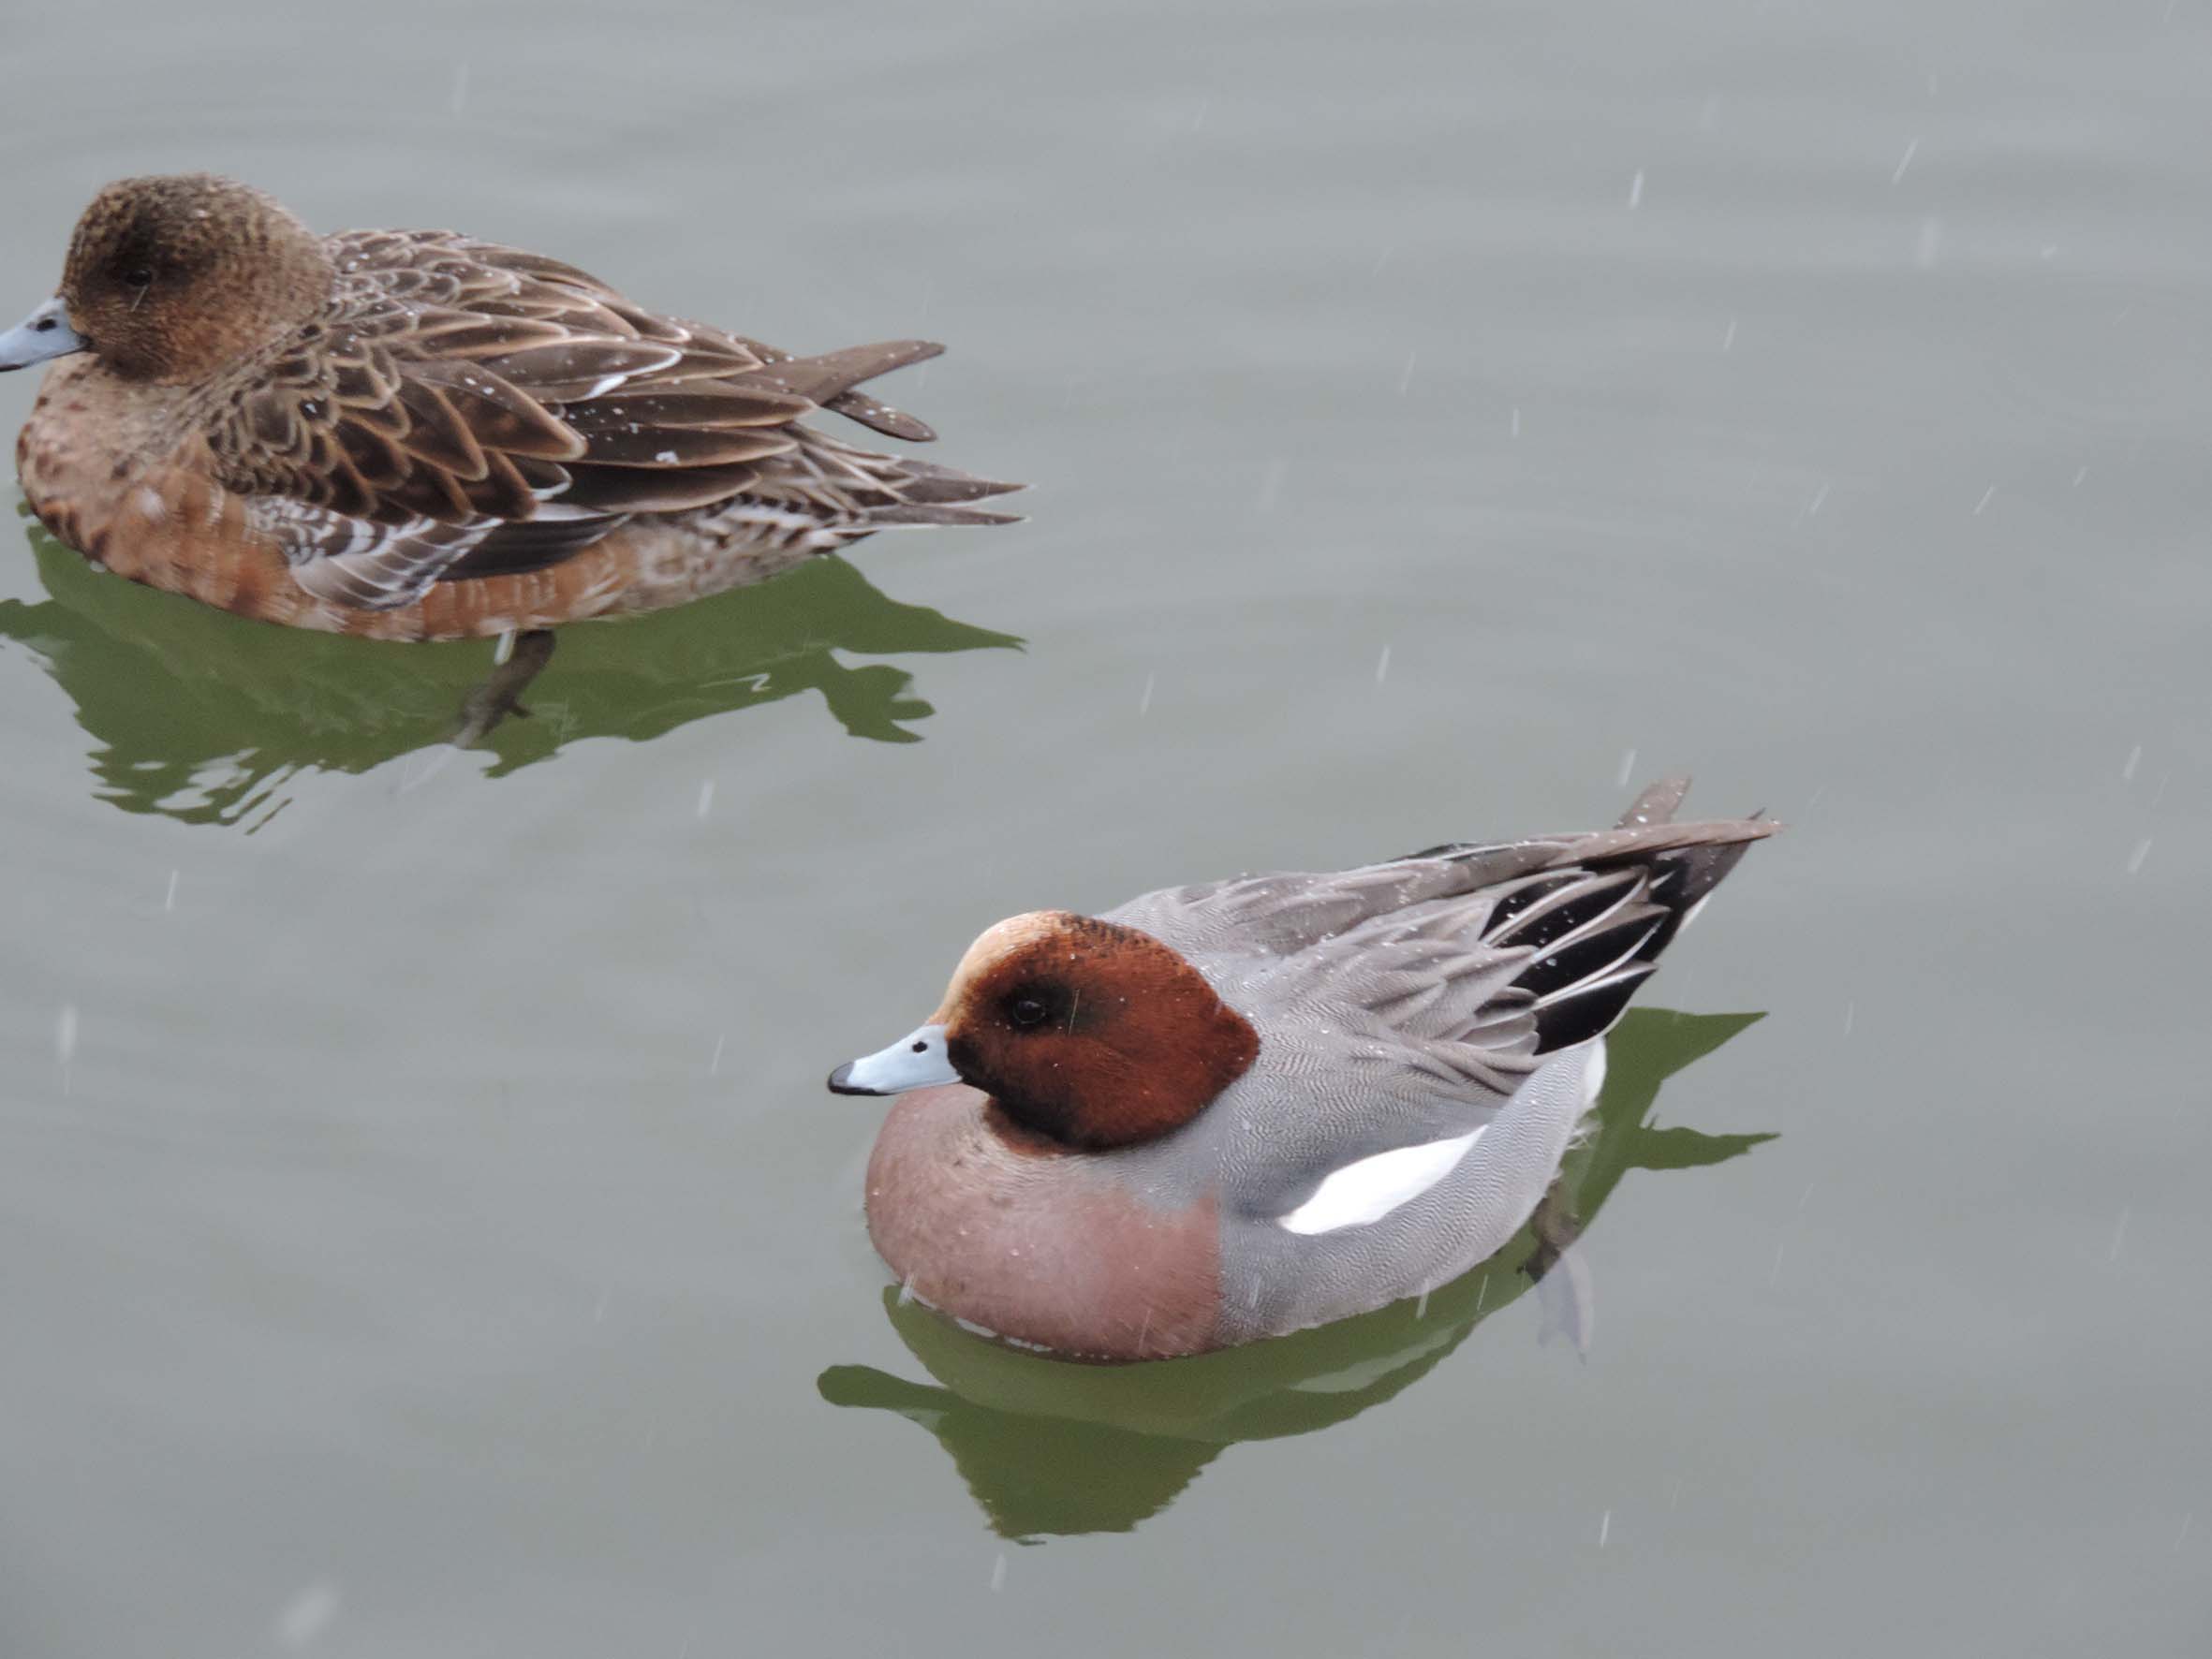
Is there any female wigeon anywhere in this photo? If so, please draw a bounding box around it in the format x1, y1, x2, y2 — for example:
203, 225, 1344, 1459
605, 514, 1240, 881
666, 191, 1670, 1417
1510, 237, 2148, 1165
830, 778, 1774, 1361
0, 175, 1018, 642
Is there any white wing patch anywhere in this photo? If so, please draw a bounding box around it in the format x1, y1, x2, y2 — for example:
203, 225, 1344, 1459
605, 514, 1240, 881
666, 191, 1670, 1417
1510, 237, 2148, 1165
1277, 1124, 1488, 1236
1581, 1036, 1609, 1106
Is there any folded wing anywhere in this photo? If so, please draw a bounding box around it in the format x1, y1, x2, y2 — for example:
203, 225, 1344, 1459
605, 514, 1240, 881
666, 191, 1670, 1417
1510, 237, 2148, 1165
210, 230, 995, 609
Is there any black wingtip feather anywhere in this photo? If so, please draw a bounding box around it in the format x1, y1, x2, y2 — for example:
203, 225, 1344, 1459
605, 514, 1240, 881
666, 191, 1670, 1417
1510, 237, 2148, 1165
1533, 963, 1658, 1051
1497, 778, 1776, 1055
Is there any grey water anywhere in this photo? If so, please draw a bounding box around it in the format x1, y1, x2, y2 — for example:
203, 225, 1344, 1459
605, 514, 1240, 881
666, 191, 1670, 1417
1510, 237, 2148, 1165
0, 0, 2206, 1653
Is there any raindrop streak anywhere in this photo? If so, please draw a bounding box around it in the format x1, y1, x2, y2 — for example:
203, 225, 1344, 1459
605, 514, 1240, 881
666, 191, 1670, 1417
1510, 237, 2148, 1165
2123, 744, 2143, 783
1397, 350, 1417, 395
1615, 747, 1638, 788
164, 868, 179, 913
696, 780, 715, 821
1511, 406, 1522, 438
1374, 645, 1394, 686
2108, 1206, 2131, 1262
1973, 486, 1996, 516
1892, 138, 1919, 184
1806, 483, 1831, 519
1915, 215, 1943, 269
1255, 457, 1288, 513
1628, 171, 1644, 209
2072, 467, 2089, 488
1722, 318, 1737, 352
990, 1552, 1008, 1593
1598, 1510, 1613, 1548
2177, 1513, 2194, 1552
1843, 1002, 1856, 1035
1413, 1282, 1431, 1320
56, 1005, 78, 1074
2128, 838, 2153, 876
709, 1035, 726, 1077
1138, 672, 1156, 717
1371, 243, 1397, 277
492, 626, 515, 667
275, 1582, 340, 1652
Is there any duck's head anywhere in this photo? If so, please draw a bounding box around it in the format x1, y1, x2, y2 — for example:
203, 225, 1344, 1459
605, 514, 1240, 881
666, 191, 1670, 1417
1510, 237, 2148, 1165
829, 910, 1260, 1150
0, 174, 334, 384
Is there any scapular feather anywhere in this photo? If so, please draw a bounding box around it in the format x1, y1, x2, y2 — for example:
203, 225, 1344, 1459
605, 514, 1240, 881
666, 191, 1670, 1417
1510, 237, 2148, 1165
199, 224, 1021, 611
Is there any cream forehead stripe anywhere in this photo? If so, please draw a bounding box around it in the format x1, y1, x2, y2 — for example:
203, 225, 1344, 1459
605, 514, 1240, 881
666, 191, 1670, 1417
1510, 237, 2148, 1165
947, 912, 1065, 978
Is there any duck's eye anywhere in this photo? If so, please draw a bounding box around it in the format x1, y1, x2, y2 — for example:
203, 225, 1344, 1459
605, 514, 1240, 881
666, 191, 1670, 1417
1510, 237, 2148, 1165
1008, 996, 1050, 1029
124, 267, 153, 287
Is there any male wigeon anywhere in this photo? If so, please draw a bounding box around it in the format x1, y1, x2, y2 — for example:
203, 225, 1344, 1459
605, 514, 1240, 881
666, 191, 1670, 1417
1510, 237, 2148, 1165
0, 175, 1018, 642
829, 778, 1774, 1361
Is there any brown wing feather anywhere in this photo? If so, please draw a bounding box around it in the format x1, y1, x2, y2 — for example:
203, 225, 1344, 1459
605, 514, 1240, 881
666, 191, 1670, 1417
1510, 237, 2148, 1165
206, 228, 988, 609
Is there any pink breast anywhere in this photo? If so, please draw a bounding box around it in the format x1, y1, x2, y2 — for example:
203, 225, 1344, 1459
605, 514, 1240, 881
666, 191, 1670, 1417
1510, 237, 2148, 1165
863, 1085, 1223, 1360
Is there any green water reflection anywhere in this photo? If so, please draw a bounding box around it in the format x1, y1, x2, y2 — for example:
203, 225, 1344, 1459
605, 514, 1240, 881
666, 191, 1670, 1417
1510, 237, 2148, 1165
0, 509, 1019, 829
819, 1007, 1772, 1540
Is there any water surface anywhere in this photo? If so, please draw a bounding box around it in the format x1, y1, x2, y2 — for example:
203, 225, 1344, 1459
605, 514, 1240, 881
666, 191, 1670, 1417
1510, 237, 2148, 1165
1, 1, 2206, 1654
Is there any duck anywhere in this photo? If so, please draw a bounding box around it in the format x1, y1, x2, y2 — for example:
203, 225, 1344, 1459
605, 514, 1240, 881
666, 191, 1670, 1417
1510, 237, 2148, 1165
828, 777, 1775, 1361
0, 174, 1019, 642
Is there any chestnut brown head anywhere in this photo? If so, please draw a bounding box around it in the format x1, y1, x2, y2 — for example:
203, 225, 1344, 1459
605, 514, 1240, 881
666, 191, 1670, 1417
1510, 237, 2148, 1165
829, 911, 1260, 1151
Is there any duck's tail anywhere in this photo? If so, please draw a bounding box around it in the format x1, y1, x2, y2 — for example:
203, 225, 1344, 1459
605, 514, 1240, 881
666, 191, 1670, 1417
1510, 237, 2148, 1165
736, 338, 948, 441
1586, 774, 1776, 957
731, 338, 1025, 529
1482, 777, 1777, 1054
862, 455, 1028, 528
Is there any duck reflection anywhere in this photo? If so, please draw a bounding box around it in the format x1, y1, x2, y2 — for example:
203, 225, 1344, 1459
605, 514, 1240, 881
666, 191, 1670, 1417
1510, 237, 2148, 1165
818, 1007, 1772, 1540
0, 507, 1018, 828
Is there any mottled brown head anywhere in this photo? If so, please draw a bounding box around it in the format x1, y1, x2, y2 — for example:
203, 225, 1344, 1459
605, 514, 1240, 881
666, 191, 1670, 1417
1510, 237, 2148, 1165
59, 174, 334, 384
930, 911, 1260, 1151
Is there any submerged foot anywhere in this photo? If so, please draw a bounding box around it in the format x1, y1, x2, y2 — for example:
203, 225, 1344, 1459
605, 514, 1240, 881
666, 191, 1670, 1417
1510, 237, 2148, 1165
451, 629, 557, 747
1524, 1180, 1595, 1358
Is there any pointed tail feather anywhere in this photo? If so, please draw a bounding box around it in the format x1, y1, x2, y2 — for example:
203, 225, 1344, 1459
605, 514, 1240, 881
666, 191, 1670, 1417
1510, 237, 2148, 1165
1615, 775, 1691, 829
711, 335, 1025, 536
824, 389, 936, 443
893, 457, 1026, 506
866, 499, 1026, 529
1499, 777, 1777, 1052
867, 455, 1026, 527
734, 340, 1026, 521
735, 340, 947, 441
